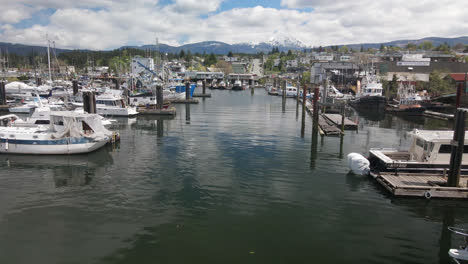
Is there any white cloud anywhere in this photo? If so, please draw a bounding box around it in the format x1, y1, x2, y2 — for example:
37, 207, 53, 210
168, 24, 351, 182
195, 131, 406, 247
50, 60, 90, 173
0, 0, 467, 50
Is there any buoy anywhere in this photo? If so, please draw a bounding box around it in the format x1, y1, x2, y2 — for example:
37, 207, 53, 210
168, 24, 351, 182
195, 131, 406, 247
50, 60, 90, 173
424, 191, 432, 199
347, 153, 370, 175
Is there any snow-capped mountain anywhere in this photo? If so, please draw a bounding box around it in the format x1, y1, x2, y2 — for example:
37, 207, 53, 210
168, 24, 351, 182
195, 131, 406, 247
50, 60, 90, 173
266, 32, 307, 49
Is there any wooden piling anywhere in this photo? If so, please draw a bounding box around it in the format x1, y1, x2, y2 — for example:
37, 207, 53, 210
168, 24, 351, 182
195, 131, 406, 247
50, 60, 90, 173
36, 78, 42, 86
448, 109, 467, 187
341, 103, 345, 133
72, 80, 78, 96
202, 80, 206, 95
156, 85, 163, 110
185, 82, 190, 100
301, 84, 307, 138
0, 82, 6, 106
456, 83, 463, 109
83, 91, 96, 114
296, 80, 300, 102
313, 87, 319, 123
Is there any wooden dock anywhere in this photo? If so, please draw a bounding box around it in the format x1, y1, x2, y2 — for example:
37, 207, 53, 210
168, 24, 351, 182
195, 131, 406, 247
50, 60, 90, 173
423, 110, 454, 120
137, 106, 176, 116
322, 114, 358, 130
168, 99, 199, 104
192, 93, 212, 98
373, 172, 468, 199
318, 115, 343, 136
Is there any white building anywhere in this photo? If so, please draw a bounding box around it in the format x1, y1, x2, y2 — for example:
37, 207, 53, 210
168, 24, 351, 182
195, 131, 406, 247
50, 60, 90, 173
131, 56, 155, 75
315, 55, 334, 61
340, 56, 352, 62
300, 57, 312, 64
273, 58, 281, 67
223, 56, 239, 62
286, 59, 298, 68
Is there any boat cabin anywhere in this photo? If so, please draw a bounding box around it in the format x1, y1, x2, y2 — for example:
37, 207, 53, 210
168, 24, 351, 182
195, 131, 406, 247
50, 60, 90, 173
407, 130, 468, 164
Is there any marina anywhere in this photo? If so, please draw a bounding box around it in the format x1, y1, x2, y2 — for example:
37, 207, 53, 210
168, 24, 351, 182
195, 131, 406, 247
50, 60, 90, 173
0, 88, 467, 264
1, 8, 468, 261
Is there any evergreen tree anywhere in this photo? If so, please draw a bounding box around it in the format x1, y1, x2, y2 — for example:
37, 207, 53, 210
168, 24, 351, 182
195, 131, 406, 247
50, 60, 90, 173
228, 51, 234, 57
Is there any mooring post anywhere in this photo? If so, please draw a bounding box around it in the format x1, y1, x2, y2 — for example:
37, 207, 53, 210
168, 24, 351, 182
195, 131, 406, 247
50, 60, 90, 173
448, 109, 466, 187
202, 79, 206, 95
156, 85, 163, 110
0, 82, 6, 105
282, 80, 286, 99
83, 91, 96, 114
341, 103, 345, 133
72, 80, 78, 96
456, 83, 463, 109
185, 81, 190, 100
251, 84, 254, 95
301, 84, 307, 138
37, 77, 42, 86
185, 104, 191, 123
296, 79, 300, 103
115, 78, 120, 90
313, 86, 320, 123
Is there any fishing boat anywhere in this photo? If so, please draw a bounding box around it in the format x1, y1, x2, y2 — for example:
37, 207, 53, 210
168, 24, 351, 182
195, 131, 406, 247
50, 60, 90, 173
349, 75, 386, 109
0, 112, 111, 154
386, 96, 426, 115
218, 81, 226, 90
349, 129, 468, 176
232, 80, 242, 91
386, 82, 427, 115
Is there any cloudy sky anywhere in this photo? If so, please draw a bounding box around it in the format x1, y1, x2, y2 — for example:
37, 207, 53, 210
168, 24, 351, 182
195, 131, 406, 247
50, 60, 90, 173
0, 0, 467, 50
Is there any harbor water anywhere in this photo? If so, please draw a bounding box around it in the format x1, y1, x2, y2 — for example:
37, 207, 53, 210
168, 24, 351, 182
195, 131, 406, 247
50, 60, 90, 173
0, 90, 467, 264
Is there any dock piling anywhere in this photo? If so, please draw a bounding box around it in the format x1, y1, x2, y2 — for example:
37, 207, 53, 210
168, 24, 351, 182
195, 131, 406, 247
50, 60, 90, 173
83, 91, 96, 114
341, 103, 345, 133
448, 109, 467, 187
72, 80, 78, 96
301, 84, 306, 138
202, 80, 206, 95
0, 82, 6, 106
156, 85, 163, 110
313, 87, 319, 124
185, 82, 190, 100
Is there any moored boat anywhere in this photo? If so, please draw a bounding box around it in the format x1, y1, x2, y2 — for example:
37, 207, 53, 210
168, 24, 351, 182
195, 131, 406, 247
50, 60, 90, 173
0, 112, 112, 154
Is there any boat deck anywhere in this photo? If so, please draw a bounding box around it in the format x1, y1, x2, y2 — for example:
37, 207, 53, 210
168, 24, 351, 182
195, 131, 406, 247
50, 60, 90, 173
374, 172, 468, 199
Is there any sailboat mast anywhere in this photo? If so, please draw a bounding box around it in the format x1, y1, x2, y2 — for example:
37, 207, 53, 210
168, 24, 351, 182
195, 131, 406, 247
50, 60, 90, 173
47, 35, 52, 83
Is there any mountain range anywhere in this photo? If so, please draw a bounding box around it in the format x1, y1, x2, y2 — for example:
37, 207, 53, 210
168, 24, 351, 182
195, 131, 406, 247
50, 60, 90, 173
1, 36, 468, 57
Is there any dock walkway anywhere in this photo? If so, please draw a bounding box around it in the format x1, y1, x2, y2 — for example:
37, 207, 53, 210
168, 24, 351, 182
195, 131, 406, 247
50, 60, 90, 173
322, 114, 357, 130
374, 172, 468, 199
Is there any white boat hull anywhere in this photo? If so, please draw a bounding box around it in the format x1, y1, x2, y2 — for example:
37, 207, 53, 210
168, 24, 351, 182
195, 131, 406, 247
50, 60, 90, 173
0, 138, 107, 154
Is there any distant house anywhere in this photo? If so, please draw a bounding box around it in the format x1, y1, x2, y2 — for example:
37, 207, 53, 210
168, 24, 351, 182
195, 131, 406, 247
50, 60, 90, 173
223, 56, 239, 62
286, 59, 298, 68
299, 57, 311, 64
446, 73, 468, 92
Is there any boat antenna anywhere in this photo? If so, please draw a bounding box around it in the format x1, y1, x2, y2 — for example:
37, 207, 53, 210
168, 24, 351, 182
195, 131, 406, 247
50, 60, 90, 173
46, 33, 52, 83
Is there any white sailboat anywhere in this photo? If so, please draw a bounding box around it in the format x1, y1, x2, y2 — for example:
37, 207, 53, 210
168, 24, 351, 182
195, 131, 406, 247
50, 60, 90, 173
0, 112, 111, 154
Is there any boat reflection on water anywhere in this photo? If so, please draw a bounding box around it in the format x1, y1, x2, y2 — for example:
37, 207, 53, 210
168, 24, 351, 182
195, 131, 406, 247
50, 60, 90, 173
352, 107, 386, 122
0, 147, 114, 188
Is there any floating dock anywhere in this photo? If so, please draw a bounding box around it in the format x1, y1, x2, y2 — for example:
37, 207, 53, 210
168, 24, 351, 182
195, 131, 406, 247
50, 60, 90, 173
322, 114, 358, 130
373, 172, 468, 199
192, 93, 212, 98
423, 110, 454, 120
318, 115, 343, 136
137, 106, 176, 116
168, 99, 199, 104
